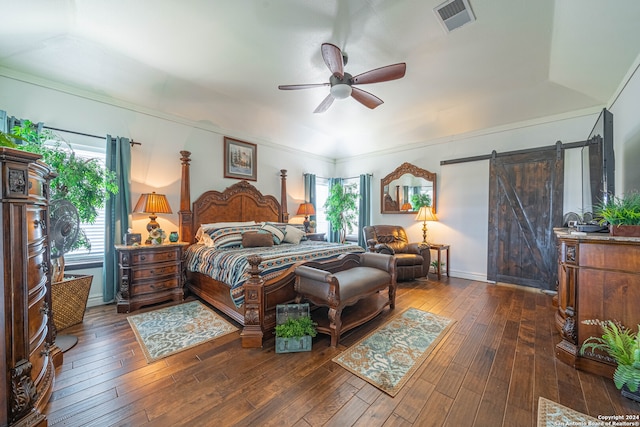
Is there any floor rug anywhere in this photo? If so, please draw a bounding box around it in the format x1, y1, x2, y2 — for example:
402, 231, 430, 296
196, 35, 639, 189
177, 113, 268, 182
332, 307, 455, 396
127, 301, 238, 363
537, 397, 599, 427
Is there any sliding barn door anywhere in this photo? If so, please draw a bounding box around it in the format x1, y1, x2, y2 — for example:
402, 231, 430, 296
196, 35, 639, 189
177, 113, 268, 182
487, 145, 564, 290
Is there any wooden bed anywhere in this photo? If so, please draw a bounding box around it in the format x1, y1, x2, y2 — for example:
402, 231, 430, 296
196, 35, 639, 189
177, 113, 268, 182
177, 151, 358, 348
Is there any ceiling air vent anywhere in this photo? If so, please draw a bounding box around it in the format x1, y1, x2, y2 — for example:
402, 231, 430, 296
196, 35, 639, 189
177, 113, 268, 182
434, 0, 475, 33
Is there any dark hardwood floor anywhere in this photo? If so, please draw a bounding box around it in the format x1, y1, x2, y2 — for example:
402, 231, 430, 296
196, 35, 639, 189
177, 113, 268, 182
45, 277, 640, 426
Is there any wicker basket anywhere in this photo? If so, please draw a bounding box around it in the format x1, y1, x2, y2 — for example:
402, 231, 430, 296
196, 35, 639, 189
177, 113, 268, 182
51, 274, 93, 331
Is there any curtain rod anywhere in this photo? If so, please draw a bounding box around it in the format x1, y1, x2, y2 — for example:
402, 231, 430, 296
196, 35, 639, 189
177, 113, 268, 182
309, 173, 372, 180
44, 125, 142, 146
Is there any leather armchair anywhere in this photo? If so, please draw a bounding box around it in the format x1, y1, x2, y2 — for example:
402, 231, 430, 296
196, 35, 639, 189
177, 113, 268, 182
362, 225, 430, 281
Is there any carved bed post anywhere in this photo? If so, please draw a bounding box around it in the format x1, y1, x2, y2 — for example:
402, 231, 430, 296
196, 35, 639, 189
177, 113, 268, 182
280, 169, 289, 223
241, 255, 264, 348
179, 151, 193, 243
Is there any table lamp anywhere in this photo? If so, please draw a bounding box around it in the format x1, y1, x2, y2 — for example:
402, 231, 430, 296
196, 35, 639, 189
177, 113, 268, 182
134, 192, 173, 232
296, 202, 316, 232
415, 206, 437, 244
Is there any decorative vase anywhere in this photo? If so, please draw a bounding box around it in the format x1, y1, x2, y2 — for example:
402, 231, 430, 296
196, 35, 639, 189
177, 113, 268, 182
169, 231, 179, 242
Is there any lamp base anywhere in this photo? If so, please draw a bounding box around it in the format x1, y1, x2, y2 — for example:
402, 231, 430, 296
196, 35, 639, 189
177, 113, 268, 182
303, 217, 310, 233
146, 215, 159, 233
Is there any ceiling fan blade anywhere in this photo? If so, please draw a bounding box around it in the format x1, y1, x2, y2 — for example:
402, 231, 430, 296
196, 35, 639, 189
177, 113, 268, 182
321, 43, 344, 78
351, 87, 383, 109
352, 63, 407, 85
278, 83, 329, 90
313, 94, 335, 113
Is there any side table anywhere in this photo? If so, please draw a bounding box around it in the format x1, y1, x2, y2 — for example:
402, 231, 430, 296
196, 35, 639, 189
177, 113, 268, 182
115, 242, 189, 313
429, 243, 450, 280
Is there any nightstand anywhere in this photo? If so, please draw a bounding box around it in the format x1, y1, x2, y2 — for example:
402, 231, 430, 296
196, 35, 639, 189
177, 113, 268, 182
115, 242, 188, 313
306, 232, 326, 241
428, 243, 450, 280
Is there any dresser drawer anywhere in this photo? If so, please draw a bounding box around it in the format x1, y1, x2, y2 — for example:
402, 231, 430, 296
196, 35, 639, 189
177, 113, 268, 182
130, 277, 180, 296
27, 206, 48, 242
131, 262, 180, 281
132, 248, 179, 264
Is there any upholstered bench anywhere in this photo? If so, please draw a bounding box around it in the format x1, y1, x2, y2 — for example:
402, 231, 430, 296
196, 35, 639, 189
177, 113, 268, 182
294, 252, 397, 347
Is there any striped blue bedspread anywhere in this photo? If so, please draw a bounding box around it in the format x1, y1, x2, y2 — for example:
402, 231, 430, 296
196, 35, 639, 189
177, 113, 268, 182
184, 241, 365, 308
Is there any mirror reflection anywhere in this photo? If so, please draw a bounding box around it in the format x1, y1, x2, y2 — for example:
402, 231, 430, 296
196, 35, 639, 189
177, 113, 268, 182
381, 162, 437, 214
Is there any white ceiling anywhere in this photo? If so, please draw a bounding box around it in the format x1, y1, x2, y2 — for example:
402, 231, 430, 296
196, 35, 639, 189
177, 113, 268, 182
1, 0, 640, 159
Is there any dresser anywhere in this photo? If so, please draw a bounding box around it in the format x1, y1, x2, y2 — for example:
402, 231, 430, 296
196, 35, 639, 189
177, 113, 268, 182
1, 147, 57, 427
115, 242, 188, 313
554, 228, 640, 378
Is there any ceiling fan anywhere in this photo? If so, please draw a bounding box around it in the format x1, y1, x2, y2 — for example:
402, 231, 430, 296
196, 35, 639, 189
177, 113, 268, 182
278, 43, 406, 113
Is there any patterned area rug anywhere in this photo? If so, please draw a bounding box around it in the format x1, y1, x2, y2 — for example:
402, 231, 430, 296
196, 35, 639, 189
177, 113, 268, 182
332, 307, 455, 396
127, 301, 238, 363
537, 397, 599, 427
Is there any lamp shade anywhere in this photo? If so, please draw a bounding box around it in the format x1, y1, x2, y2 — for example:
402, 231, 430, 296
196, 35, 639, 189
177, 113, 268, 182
134, 192, 172, 232
415, 206, 437, 222
296, 202, 316, 216
401, 202, 413, 211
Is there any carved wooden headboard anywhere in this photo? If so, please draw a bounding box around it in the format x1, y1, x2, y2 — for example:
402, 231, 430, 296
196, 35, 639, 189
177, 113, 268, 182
178, 151, 289, 243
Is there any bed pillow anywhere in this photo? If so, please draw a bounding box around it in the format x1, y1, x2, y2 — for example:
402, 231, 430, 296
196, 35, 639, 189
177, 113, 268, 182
260, 223, 285, 244
242, 231, 274, 248
196, 221, 256, 241
209, 225, 260, 249
282, 225, 306, 244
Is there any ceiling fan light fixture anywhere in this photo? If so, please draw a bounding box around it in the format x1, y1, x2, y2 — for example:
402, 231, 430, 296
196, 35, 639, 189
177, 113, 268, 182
330, 83, 352, 99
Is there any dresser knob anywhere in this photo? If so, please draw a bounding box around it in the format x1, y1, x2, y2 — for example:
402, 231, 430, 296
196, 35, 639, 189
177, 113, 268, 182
140, 255, 146, 261
40, 262, 49, 274
40, 301, 49, 316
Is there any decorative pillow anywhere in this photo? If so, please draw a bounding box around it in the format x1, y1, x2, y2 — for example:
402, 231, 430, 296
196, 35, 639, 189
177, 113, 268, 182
261, 223, 285, 244
209, 225, 261, 249
242, 231, 274, 248
282, 225, 306, 244
196, 221, 256, 241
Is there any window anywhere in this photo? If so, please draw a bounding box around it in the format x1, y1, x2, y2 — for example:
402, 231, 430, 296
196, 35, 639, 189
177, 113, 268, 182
314, 177, 360, 240
52, 131, 108, 266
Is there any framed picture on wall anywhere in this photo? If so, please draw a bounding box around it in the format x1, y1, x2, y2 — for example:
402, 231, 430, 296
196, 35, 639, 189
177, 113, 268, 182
224, 137, 257, 181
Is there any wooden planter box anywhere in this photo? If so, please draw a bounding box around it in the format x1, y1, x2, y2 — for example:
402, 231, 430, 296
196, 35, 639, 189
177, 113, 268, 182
275, 303, 313, 353
610, 225, 640, 237
51, 274, 93, 331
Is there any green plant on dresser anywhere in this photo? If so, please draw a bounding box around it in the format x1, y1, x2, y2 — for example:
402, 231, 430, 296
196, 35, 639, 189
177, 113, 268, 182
580, 319, 640, 401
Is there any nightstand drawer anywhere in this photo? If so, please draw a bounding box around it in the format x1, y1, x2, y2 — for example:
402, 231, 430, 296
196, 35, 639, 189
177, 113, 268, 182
131, 263, 179, 280
132, 249, 178, 264
131, 277, 180, 296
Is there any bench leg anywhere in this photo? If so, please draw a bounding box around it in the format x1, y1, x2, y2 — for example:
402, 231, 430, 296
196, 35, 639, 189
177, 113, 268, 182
328, 307, 343, 347
389, 284, 396, 309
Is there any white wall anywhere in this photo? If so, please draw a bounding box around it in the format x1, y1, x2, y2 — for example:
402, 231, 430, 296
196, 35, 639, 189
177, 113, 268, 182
1, 75, 335, 304
336, 113, 599, 281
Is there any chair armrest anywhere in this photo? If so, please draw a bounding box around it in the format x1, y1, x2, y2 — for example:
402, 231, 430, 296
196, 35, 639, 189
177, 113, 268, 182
360, 252, 396, 273
407, 243, 431, 273
294, 265, 333, 282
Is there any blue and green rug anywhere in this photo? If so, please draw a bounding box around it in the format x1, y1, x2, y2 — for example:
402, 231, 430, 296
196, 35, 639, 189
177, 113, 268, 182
128, 301, 238, 363
332, 307, 455, 396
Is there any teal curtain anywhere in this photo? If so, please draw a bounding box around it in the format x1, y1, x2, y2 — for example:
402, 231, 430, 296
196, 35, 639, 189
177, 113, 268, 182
0, 110, 6, 133
327, 177, 343, 243
358, 174, 372, 248
303, 173, 317, 221
103, 135, 132, 302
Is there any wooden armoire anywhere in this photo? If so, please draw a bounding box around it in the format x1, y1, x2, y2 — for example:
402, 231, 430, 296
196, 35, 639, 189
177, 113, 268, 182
1, 147, 59, 427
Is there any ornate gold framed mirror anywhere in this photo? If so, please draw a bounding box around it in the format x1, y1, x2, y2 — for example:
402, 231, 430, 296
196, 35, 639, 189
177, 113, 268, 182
381, 162, 437, 214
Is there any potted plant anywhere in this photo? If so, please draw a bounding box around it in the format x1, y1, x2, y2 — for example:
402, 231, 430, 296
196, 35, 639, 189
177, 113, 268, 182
580, 319, 640, 401
308, 220, 317, 233
12, 120, 119, 280
595, 192, 640, 236
411, 193, 431, 211
274, 303, 317, 353
323, 182, 359, 243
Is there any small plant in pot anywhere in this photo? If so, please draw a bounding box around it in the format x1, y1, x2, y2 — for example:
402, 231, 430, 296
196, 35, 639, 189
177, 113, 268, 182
595, 192, 640, 236
274, 315, 317, 353
580, 319, 640, 401
411, 193, 431, 211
